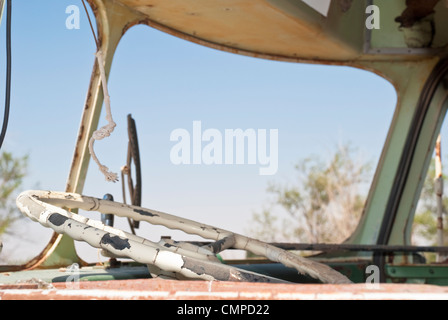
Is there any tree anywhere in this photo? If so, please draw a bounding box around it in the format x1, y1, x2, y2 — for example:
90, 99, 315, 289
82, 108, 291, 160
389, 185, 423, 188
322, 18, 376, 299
0, 152, 28, 237
248, 144, 371, 244
248, 141, 448, 251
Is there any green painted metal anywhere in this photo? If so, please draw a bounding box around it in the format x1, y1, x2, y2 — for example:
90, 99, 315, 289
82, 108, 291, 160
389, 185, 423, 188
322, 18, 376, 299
369, 0, 448, 51
386, 265, 448, 285
345, 59, 440, 247
388, 83, 448, 247
38, 232, 83, 269
370, 0, 408, 49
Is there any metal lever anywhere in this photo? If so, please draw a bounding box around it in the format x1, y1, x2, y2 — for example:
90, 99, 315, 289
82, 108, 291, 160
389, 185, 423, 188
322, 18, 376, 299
101, 193, 114, 227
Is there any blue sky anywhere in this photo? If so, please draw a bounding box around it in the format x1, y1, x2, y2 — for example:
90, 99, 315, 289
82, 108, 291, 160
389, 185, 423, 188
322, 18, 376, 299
1, 1, 398, 263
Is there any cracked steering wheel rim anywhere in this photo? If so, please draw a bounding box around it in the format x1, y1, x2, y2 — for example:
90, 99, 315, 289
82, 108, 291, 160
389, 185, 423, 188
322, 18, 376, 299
16, 190, 351, 284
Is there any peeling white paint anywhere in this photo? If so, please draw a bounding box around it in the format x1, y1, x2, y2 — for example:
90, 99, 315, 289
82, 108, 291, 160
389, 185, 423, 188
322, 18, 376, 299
154, 250, 184, 273
16, 190, 351, 284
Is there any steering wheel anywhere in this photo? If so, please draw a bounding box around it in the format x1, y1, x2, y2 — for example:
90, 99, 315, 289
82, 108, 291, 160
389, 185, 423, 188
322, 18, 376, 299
16, 190, 351, 284
120, 114, 142, 233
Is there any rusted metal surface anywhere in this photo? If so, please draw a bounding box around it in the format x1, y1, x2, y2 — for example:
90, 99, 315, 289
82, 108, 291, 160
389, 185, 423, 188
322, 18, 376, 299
337, 0, 353, 13
1, 279, 448, 300
16, 190, 351, 284
66, 0, 146, 195
395, 0, 439, 48
395, 0, 441, 28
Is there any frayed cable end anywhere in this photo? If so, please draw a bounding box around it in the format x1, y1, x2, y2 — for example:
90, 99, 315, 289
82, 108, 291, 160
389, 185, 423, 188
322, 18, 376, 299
99, 165, 118, 183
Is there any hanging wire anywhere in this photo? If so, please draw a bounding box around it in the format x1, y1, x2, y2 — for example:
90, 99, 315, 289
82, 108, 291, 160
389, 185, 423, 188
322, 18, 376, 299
0, 0, 12, 151
81, 0, 99, 49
